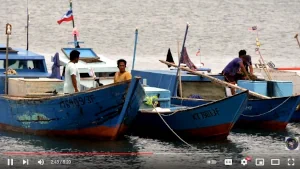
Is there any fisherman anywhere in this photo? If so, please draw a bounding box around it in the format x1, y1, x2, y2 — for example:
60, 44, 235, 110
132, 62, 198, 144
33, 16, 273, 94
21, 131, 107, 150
114, 59, 132, 83
222, 50, 251, 95
243, 54, 258, 80
63, 50, 81, 93
244, 55, 253, 74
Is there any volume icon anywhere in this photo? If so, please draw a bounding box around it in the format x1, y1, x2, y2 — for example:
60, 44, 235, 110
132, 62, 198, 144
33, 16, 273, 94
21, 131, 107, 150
38, 159, 44, 165
7, 159, 13, 166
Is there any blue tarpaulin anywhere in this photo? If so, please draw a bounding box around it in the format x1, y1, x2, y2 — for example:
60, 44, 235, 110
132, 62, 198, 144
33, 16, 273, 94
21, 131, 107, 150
49, 52, 61, 79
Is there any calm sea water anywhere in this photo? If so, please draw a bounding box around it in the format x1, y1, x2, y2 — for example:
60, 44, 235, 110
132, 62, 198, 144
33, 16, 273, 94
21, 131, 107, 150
0, 0, 300, 168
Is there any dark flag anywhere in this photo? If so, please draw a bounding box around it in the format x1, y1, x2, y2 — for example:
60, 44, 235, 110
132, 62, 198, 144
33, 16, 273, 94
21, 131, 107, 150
180, 47, 197, 70
166, 48, 175, 68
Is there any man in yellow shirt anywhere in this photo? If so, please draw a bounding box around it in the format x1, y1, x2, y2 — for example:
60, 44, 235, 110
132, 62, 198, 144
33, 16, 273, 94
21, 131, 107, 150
114, 59, 132, 83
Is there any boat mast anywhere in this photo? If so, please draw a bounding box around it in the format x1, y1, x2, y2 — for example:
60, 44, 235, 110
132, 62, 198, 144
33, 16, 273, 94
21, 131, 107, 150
172, 23, 189, 96
69, 0, 78, 48
26, 0, 29, 50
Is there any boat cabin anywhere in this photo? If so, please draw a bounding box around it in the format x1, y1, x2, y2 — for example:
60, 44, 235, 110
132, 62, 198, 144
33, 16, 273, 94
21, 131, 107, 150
132, 69, 226, 100
60, 48, 119, 88
0, 46, 51, 95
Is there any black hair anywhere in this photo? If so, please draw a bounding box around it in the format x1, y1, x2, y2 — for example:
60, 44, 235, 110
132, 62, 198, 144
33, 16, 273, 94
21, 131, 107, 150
117, 59, 127, 67
70, 50, 80, 61
239, 50, 247, 57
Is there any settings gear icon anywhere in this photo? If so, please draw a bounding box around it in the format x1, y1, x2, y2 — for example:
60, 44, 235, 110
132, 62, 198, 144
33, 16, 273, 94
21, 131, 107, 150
241, 159, 248, 166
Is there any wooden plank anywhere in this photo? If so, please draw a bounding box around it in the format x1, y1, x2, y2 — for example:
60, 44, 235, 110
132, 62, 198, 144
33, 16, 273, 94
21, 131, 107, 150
159, 60, 271, 99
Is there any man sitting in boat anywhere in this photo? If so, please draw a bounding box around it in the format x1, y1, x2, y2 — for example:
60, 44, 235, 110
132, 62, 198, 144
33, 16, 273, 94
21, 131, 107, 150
63, 50, 81, 93
222, 50, 251, 95
114, 59, 132, 83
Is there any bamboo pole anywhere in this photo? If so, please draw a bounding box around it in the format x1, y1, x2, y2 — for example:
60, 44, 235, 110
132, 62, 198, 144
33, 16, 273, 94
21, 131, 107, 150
159, 60, 271, 99
257, 50, 272, 80
259, 59, 271, 80
177, 40, 183, 98
132, 28, 138, 70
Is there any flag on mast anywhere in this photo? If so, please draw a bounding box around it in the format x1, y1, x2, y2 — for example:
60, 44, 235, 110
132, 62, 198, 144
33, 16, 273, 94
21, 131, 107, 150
57, 10, 73, 25
196, 48, 200, 56
180, 47, 197, 70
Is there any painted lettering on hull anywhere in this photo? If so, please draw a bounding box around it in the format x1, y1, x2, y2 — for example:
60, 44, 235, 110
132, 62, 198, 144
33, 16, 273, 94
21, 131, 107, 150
59, 95, 96, 109
193, 108, 220, 120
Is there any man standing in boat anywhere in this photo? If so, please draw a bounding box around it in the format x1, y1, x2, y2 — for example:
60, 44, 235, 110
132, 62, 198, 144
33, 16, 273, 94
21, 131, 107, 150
114, 59, 132, 83
63, 50, 81, 93
222, 50, 251, 95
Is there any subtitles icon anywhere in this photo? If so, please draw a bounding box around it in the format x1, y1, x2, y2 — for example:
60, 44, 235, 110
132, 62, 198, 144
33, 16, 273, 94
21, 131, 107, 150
285, 137, 299, 150
224, 159, 232, 166
271, 159, 280, 166
288, 158, 295, 166
256, 158, 264, 166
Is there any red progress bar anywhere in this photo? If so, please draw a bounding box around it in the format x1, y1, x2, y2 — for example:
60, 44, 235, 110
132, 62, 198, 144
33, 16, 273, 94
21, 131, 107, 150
3, 152, 153, 156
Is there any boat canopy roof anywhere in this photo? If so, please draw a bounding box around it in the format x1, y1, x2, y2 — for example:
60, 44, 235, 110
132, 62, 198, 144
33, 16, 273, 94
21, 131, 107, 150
0, 45, 45, 60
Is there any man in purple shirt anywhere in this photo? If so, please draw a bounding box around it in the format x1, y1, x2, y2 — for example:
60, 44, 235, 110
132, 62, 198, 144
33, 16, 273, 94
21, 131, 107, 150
222, 50, 251, 95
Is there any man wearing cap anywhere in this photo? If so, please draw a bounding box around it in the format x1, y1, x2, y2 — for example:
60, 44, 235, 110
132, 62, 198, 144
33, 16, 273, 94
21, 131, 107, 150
222, 50, 251, 95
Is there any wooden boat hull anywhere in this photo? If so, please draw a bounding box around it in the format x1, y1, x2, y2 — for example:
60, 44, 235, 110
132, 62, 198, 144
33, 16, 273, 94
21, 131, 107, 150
0, 78, 145, 140
132, 70, 300, 130
291, 108, 300, 122
130, 91, 248, 140
236, 96, 300, 130
175, 96, 300, 130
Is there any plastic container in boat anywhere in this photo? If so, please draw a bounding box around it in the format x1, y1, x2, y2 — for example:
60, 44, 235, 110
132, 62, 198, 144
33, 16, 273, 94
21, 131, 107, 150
267, 81, 293, 97
237, 80, 268, 96
142, 87, 171, 108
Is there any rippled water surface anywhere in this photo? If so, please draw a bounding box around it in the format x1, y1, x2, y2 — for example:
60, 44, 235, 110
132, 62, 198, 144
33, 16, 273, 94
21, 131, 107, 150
0, 0, 300, 168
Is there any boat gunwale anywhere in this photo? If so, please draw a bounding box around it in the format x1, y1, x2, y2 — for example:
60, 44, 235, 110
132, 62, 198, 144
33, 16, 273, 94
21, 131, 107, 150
1, 77, 141, 101
139, 90, 249, 114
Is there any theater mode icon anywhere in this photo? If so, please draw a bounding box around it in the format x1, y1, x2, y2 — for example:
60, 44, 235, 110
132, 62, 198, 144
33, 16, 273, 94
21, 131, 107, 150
271, 159, 280, 166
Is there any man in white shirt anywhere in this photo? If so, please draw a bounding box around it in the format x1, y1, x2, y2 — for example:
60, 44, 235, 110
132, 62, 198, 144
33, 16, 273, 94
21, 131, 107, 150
63, 50, 81, 94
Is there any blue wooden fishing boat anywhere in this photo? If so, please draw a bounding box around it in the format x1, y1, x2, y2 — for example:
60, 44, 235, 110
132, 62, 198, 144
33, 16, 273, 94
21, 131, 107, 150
132, 69, 300, 130
254, 64, 300, 122
0, 46, 145, 140
130, 87, 248, 140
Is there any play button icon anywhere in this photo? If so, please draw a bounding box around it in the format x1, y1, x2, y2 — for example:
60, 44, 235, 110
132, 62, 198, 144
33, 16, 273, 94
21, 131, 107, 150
23, 159, 29, 165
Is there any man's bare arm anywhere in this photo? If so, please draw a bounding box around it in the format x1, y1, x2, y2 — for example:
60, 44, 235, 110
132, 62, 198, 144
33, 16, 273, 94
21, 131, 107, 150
239, 62, 250, 80
249, 65, 254, 74
71, 75, 79, 92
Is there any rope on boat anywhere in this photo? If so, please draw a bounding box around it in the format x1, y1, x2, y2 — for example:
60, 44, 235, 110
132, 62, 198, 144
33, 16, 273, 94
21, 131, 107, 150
160, 110, 181, 117
145, 94, 195, 149
241, 96, 292, 117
